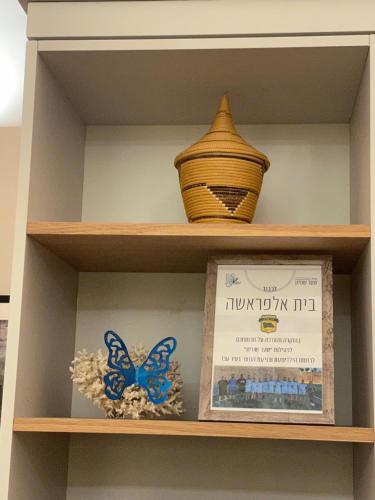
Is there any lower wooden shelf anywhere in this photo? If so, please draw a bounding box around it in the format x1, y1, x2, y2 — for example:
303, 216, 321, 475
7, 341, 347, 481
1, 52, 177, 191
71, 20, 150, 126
13, 418, 374, 443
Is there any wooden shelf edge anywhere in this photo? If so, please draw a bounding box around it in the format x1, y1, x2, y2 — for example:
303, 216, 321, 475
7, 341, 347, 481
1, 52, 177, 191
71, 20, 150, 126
25, 222, 370, 273
27, 222, 371, 239
13, 418, 375, 443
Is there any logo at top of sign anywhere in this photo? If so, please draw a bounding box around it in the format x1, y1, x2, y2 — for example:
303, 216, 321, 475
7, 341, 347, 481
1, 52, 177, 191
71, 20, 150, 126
225, 273, 240, 287
259, 314, 279, 333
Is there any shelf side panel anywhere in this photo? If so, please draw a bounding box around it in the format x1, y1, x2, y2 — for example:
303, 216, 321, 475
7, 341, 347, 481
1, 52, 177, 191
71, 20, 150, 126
351, 53, 371, 225
8, 434, 70, 500
353, 444, 375, 500
350, 51, 373, 425
0, 41, 39, 500
27, 50, 85, 222
14, 240, 78, 418
351, 245, 373, 427
351, 37, 375, 500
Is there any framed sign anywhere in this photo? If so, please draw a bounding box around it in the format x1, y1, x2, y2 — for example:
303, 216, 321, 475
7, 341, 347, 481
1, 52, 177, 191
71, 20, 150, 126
198, 256, 334, 424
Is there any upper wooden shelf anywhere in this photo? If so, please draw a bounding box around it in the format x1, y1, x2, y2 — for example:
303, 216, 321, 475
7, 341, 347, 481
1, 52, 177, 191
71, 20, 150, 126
27, 222, 370, 273
13, 418, 374, 443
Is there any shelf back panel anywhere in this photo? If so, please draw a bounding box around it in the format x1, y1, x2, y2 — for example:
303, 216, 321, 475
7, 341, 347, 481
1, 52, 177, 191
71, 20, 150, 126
72, 273, 352, 424
82, 124, 350, 225
67, 434, 353, 500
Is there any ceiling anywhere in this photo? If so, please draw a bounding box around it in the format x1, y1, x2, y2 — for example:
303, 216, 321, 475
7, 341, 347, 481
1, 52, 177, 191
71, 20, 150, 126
0, 0, 26, 126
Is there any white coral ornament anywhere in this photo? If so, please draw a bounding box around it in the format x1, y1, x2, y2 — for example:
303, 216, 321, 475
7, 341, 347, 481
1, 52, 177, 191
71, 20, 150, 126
70, 344, 184, 419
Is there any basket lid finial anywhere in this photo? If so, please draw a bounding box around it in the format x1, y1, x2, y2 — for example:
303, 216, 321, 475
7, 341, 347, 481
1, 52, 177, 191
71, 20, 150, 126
208, 93, 237, 135
219, 92, 230, 113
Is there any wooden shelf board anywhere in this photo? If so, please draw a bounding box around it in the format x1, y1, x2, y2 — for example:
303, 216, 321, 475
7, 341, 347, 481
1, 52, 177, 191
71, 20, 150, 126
13, 418, 374, 443
27, 222, 370, 273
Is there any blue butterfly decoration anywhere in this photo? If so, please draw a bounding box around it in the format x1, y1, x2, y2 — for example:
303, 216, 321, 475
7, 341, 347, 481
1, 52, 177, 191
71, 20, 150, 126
103, 331, 177, 405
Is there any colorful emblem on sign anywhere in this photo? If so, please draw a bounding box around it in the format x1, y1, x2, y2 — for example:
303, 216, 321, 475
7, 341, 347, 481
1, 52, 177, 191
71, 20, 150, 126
259, 314, 279, 333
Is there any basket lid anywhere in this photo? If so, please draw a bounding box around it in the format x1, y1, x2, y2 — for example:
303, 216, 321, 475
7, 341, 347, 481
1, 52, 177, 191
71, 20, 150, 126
174, 94, 270, 171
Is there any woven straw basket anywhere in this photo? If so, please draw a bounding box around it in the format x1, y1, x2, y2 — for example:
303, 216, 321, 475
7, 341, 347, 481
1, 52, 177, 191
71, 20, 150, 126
174, 94, 270, 223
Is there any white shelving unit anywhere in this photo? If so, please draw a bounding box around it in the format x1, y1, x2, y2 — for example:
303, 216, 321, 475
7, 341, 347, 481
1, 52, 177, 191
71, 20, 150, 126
1, 2, 375, 499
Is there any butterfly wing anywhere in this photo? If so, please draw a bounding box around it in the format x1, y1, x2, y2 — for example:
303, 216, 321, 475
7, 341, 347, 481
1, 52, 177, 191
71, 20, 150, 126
144, 374, 172, 404
137, 337, 177, 404
103, 371, 127, 400
103, 331, 136, 400
140, 337, 177, 374
104, 330, 135, 372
